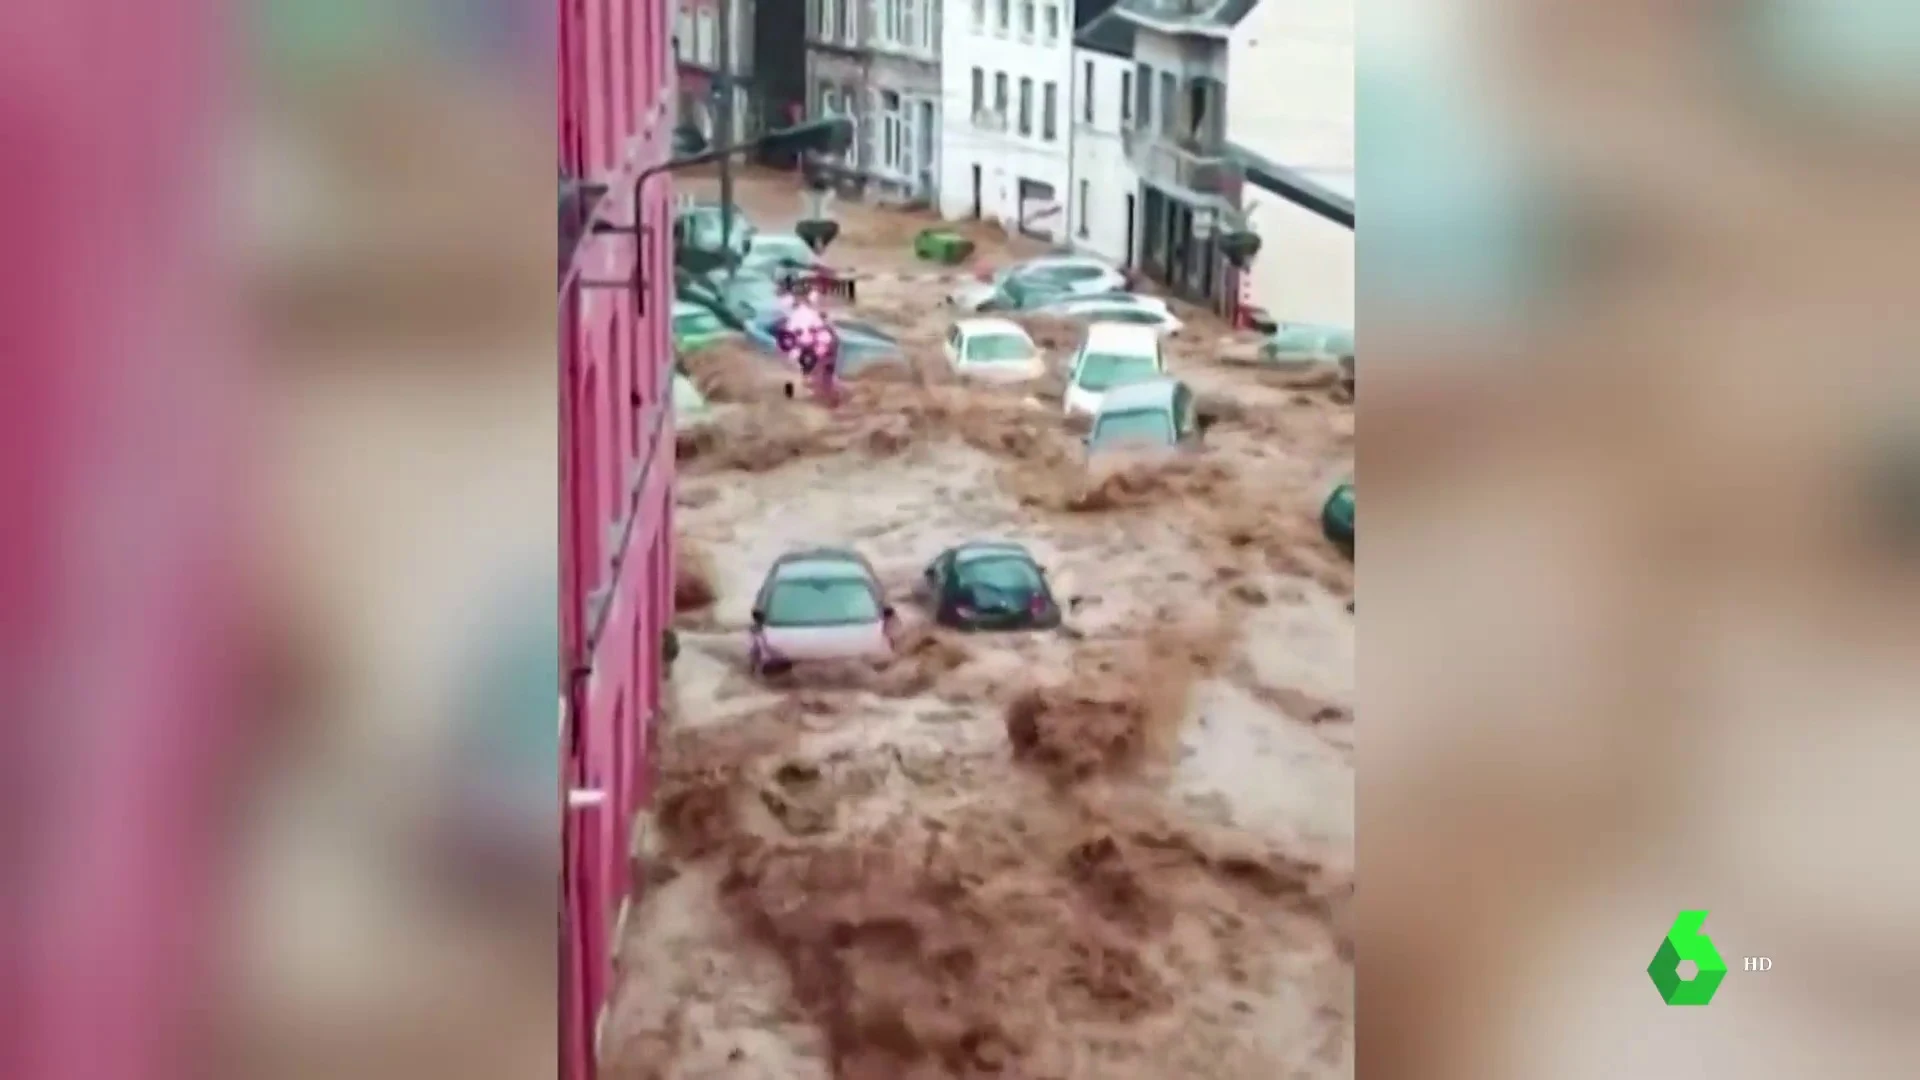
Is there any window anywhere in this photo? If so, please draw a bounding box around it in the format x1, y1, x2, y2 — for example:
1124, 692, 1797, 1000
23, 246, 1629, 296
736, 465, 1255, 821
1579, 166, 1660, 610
970, 67, 984, 117
994, 72, 1008, 114
839, 0, 856, 43
972, 0, 985, 28
996, 0, 1009, 32
879, 90, 907, 174
695, 9, 715, 65
1160, 71, 1177, 135
1043, 3, 1060, 43
1020, 0, 1035, 38
1077, 179, 1090, 237
1076, 354, 1161, 391
817, 0, 838, 39
1082, 60, 1094, 122
1120, 69, 1133, 124
1018, 77, 1032, 136
1042, 81, 1057, 140
676, 6, 691, 58
876, 0, 932, 52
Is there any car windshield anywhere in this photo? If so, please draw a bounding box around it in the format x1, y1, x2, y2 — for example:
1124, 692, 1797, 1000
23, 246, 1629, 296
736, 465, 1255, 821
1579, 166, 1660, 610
1085, 308, 1161, 325
1001, 276, 1074, 309
957, 556, 1044, 603
1076, 353, 1159, 391
966, 333, 1035, 362
1090, 408, 1175, 450
764, 577, 880, 626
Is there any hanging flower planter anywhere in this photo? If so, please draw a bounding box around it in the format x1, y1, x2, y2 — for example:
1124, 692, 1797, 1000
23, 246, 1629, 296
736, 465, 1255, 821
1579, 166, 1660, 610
1219, 229, 1262, 269
796, 218, 840, 253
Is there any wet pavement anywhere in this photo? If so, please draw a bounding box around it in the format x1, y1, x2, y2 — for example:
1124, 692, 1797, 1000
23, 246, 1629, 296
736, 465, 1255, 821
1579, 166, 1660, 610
607, 168, 1354, 1080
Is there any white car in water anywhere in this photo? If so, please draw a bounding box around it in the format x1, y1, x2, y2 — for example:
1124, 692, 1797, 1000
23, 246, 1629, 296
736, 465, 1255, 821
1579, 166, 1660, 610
1040, 293, 1183, 334
1084, 377, 1207, 459
947, 255, 1132, 312
747, 547, 897, 675
942, 317, 1048, 382
1062, 322, 1167, 419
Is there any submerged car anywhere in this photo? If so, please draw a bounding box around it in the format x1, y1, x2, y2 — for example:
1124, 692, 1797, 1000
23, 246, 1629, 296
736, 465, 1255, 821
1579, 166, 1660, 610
745, 311, 903, 375
1262, 322, 1354, 365
949, 255, 1131, 312
671, 300, 737, 353
921, 541, 1064, 631
748, 548, 897, 675
1084, 377, 1207, 458
740, 232, 830, 276
680, 268, 786, 327
1322, 480, 1354, 554
942, 317, 1048, 382
1063, 322, 1167, 418
1039, 293, 1183, 333
674, 203, 756, 258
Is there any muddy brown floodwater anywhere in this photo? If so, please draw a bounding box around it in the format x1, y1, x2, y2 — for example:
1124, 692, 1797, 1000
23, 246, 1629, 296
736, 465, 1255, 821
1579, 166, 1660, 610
606, 168, 1354, 1080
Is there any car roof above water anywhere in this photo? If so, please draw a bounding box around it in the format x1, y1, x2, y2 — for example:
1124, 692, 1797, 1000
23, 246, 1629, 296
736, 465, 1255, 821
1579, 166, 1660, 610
1095, 377, 1182, 414
1081, 321, 1162, 354
769, 547, 875, 580
954, 540, 1034, 563
955, 317, 1026, 337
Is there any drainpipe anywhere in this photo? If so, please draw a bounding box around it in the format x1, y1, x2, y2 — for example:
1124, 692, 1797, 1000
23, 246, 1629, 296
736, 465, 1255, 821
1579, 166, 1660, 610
1064, 48, 1078, 253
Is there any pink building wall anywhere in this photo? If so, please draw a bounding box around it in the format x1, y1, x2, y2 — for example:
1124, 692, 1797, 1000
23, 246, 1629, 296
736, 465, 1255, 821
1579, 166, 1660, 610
559, 0, 677, 1077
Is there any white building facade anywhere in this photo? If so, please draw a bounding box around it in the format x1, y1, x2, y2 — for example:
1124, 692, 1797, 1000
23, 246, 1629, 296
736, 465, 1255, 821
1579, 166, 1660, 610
1228, 0, 1354, 326
806, 0, 944, 204
938, 0, 1079, 240
1066, 10, 1140, 264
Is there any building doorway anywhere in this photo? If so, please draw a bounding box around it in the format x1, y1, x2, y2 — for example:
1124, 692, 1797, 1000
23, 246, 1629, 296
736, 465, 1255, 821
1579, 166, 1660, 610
1017, 178, 1059, 240
971, 164, 982, 218
916, 99, 936, 199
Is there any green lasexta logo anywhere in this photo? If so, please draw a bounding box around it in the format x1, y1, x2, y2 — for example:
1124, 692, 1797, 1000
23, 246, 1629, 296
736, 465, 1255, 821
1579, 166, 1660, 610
1648, 910, 1728, 1005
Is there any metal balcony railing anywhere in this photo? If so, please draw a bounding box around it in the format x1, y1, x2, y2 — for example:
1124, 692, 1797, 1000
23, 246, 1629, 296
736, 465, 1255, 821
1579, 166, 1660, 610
1121, 126, 1233, 198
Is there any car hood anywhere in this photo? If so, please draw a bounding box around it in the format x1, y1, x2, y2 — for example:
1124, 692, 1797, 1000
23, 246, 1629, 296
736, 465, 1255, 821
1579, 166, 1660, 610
949, 282, 999, 309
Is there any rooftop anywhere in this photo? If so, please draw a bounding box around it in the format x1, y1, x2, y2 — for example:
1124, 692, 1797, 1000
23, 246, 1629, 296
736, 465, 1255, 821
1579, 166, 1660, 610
1114, 0, 1259, 34
1074, 7, 1137, 56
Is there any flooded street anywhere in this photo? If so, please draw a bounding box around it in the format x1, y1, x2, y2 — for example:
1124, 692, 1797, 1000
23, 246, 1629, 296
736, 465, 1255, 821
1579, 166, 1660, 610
608, 169, 1354, 1080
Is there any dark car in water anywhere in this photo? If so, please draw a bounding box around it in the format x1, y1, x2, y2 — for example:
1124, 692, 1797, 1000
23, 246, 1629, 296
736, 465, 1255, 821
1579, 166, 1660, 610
745, 311, 903, 375
920, 541, 1064, 631
1323, 480, 1354, 554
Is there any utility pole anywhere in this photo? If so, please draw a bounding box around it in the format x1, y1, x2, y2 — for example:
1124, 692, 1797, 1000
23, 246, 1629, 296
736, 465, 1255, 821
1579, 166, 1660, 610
716, 0, 735, 278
